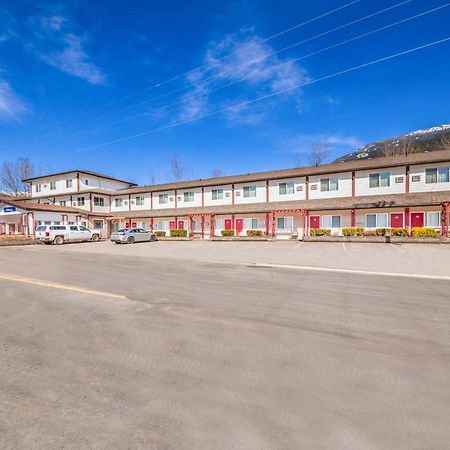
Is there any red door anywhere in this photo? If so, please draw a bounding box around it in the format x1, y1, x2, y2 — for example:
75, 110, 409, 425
169, 220, 176, 230
178, 220, 184, 230
125, 222, 131, 228
310, 215, 320, 229
224, 219, 232, 230
390, 213, 404, 228
235, 219, 243, 234
410, 212, 424, 228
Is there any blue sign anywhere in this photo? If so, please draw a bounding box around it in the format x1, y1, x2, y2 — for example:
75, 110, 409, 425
3, 207, 17, 213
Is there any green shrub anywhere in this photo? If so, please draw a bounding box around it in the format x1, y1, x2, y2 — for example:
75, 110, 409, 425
342, 227, 365, 236
170, 229, 188, 238
247, 229, 263, 237
376, 228, 389, 236
154, 231, 166, 237
309, 228, 331, 237
391, 228, 409, 237
411, 227, 437, 238
221, 230, 235, 237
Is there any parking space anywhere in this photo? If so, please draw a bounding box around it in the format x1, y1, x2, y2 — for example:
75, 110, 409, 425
15, 239, 450, 278
0, 242, 449, 448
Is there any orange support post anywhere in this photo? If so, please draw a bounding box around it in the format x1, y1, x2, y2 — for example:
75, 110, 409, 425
201, 215, 205, 239
351, 209, 356, 227
441, 202, 449, 237
265, 212, 269, 236
271, 211, 276, 237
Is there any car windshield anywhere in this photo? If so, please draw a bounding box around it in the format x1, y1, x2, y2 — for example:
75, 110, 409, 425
116, 229, 128, 233
36, 226, 46, 231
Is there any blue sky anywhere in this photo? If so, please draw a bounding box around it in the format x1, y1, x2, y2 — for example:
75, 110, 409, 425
0, 0, 449, 185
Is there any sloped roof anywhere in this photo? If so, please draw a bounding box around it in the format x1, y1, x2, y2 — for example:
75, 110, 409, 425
23, 169, 137, 186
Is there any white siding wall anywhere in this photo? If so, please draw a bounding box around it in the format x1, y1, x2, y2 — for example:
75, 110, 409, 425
268, 177, 306, 202
234, 181, 266, 204
309, 172, 352, 199
176, 188, 203, 208
355, 166, 406, 196
409, 162, 450, 193
110, 195, 130, 213
129, 193, 152, 211
152, 190, 176, 210
204, 185, 233, 206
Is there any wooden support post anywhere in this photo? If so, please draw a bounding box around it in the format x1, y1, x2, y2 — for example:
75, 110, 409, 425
351, 171, 356, 197
305, 176, 309, 200
441, 202, 449, 237
351, 209, 356, 227
265, 212, 269, 236
271, 211, 276, 238
210, 215, 215, 238
405, 165, 410, 194
303, 210, 309, 237
201, 215, 205, 239
405, 207, 410, 232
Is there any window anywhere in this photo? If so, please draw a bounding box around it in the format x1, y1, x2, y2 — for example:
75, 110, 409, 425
85, 179, 89, 185
279, 182, 295, 195
184, 192, 194, 202
427, 212, 440, 227
366, 213, 388, 228
115, 198, 123, 207
212, 189, 224, 200
159, 194, 168, 204
135, 196, 144, 206
66, 179, 72, 189
79, 226, 88, 231
276, 217, 293, 230
70, 226, 78, 231
369, 172, 390, 188
36, 184, 42, 193
77, 197, 85, 206
243, 218, 258, 229
215, 219, 224, 229
243, 186, 257, 198
321, 215, 341, 229
157, 221, 168, 230
425, 167, 449, 184
94, 197, 105, 207
59, 201, 67, 206
320, 178, 339, 192
50, 181, 56, 190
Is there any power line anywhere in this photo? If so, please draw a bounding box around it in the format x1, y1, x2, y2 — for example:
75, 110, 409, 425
61, 36, 450, 156
43, 2, 450, 146
1, 0, 362, 144
14, 0, 413, 147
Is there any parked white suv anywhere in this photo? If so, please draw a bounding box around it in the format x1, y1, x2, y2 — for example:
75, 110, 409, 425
35, 225, 100, 245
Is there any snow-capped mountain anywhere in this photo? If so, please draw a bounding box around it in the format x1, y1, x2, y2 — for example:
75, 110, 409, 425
335, 124, 450, 162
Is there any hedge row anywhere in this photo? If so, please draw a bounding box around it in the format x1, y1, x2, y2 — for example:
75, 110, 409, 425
309, 228, 331, 236
170, 229, 188, 237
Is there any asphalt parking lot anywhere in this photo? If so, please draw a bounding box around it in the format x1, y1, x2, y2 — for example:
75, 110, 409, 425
1, 241, 449, 449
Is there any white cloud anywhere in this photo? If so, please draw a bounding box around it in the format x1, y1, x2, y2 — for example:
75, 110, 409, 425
281, 133, 363, 155
41, 33, 107, 85
178, 31, 308, 124
0, 79, 29, 120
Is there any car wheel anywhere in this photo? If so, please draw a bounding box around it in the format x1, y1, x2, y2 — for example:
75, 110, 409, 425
150, 234, 156, 242
114, 241, 121, 244
54, 236, 64, 245
92, 234, 100, 242
127, 236, 135, 244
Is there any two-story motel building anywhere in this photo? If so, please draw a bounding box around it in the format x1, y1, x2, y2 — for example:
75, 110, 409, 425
1, 150, 450, 238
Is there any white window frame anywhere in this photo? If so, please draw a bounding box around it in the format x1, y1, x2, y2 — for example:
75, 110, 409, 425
320, 178, 339, 192
115, 198, 124, 207
278, 182, 295, 196
321, 215, 341, 229
211, 188, 224, 200
365, 213, 388, 228
243, 185, 257, 198
159, 194, 169, 205
66, 179, 72, 189
50, 181, 56, 190
243, 218, 258, 229
426, 211, 441, 228
94, 197, 105, 207
77, 196, 85, 206
369, 172, 390, 188
183, 192, 195, 202
36, 184, 42, 193
135, 196, 144, 206
276, 216, 294, 230
426, 167, 449, 184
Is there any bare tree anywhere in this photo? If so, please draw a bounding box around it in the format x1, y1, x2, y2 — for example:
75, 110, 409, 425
0, 158, 34, 195
170, 156, 185, 181
308, 141, 329, 166
438, 132, 450, 151
210, 168, 224, 178
381, 136, 421, 158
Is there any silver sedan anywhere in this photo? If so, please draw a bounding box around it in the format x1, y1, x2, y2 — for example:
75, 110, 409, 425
110, 228, 158, 244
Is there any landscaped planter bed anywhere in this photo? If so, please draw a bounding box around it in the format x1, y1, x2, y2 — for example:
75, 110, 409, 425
0, 236, 37, 246
304, 235, 446, 244
210, 236, 270, 241
156, 237, 194, 241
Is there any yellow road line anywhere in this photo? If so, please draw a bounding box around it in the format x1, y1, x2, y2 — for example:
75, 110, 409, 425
0, 273, 126, 299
